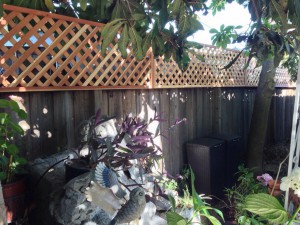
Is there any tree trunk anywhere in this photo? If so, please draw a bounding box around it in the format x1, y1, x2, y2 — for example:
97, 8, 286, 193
0, 183, 7, 225
246, 57, 280, 173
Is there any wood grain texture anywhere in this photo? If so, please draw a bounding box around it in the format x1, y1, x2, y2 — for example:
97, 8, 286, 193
0, 88, 295, 175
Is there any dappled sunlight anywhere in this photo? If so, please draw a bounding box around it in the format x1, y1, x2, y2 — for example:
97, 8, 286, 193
137, 92, 147, 119
178, 91, 188, 103
9, 95, 30, 133
0, 18, 7, 26
222, 91, 236, 101
32, 124, 40, 138
43, 107, 48, 114
47, 131, 52, 138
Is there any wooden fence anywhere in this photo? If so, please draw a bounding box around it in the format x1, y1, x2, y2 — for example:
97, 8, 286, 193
0, 4, 294, 92
0, 5, 296, 175
0, 87, 295, 175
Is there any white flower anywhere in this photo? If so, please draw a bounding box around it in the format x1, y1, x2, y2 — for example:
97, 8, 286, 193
280, 167, 300, 197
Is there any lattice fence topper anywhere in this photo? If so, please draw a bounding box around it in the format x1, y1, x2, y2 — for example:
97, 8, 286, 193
0, 5, 294, 92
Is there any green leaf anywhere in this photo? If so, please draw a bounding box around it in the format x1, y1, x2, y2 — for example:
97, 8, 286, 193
184, 41, 203, 49
154, 36, 165, 55
166, 211, 187, 225
172, 0, 182, 16
132, 13, 145, 21
270, 0, 288, 32
0, 171, 7, 181
80, 0, 87, 11
220, 24, 225, 31
142, 33, 152, 55
190, 167, 206, 211
243, 193, 289, 224
189, 16, 204, 34
0, 156, 9, 166
17, 109, 27, 120
14, 156, 27, 165
201, 214, 222, 225
8, 120, 24, 135
7, 144, 19, 155
178, 7, 189, 37
168, 194, 176, 212
101, 21, 124, 56
101, 19, 124, 38
112, 0, 122, 19
129, 27, 143, 61
8, 100, 20, 112
44, 0, 55, 11
119, 24, 129, 58
0, 0, 4, 18
159, 0, 168, 28
209, 28, 218, 34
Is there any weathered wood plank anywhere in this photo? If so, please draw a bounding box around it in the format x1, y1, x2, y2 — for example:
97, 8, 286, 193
53, 91, 75, 151
108, 90, 123, 120
159, 89, 171, 174
122, 90, 137, 116
28, 92, 55, 159
73, 91, 95, 146
136, 90, 149, 120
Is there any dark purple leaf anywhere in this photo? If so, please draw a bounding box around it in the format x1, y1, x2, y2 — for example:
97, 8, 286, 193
132, 135, 152, 142
115, 144, 132, 153
129, 145, 147, 153
129, 153, 150, 159
94, 108, 101, 125
137, 147, 155, 155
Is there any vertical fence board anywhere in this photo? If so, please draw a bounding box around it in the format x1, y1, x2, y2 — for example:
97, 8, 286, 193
53, 92, 75, 151
159, 89, 171, 173
169, 89, 181, 175
136, 90, 149, 120
28, 92, 55, 159
108, 90, 123, 120
73, 91, 95, 146
185, 89, 197, 141
122, 90, 137, 116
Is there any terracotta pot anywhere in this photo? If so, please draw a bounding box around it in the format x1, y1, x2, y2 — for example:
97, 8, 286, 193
268, 179, 282, 196
2, 178, 27, 223
289, 189, 300, 208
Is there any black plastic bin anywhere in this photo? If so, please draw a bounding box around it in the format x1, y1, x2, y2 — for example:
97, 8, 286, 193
207, 134, 243, 188
186, 138, 226, 198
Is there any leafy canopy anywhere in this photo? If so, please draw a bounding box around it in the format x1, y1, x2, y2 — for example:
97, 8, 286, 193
0, 0, 209, 70
2, 0, 300, 72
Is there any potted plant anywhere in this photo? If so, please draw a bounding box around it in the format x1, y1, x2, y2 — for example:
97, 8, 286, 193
166, 169, 224, 225
0, 97, 28, 223
242, 167, 300, 225
220, 164, 267, 223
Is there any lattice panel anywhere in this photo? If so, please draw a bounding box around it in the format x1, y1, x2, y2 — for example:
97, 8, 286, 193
0, 5, 293, 92
0, 5, 152, 90
275, 67, 294, 87
155, 46, 248, 87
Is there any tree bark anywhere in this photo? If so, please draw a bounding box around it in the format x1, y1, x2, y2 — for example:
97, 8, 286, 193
0, 183, 7, 225
246, 57, 280, 173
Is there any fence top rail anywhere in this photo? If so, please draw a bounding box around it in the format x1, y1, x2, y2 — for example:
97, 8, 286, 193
3, 4, 105, 27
